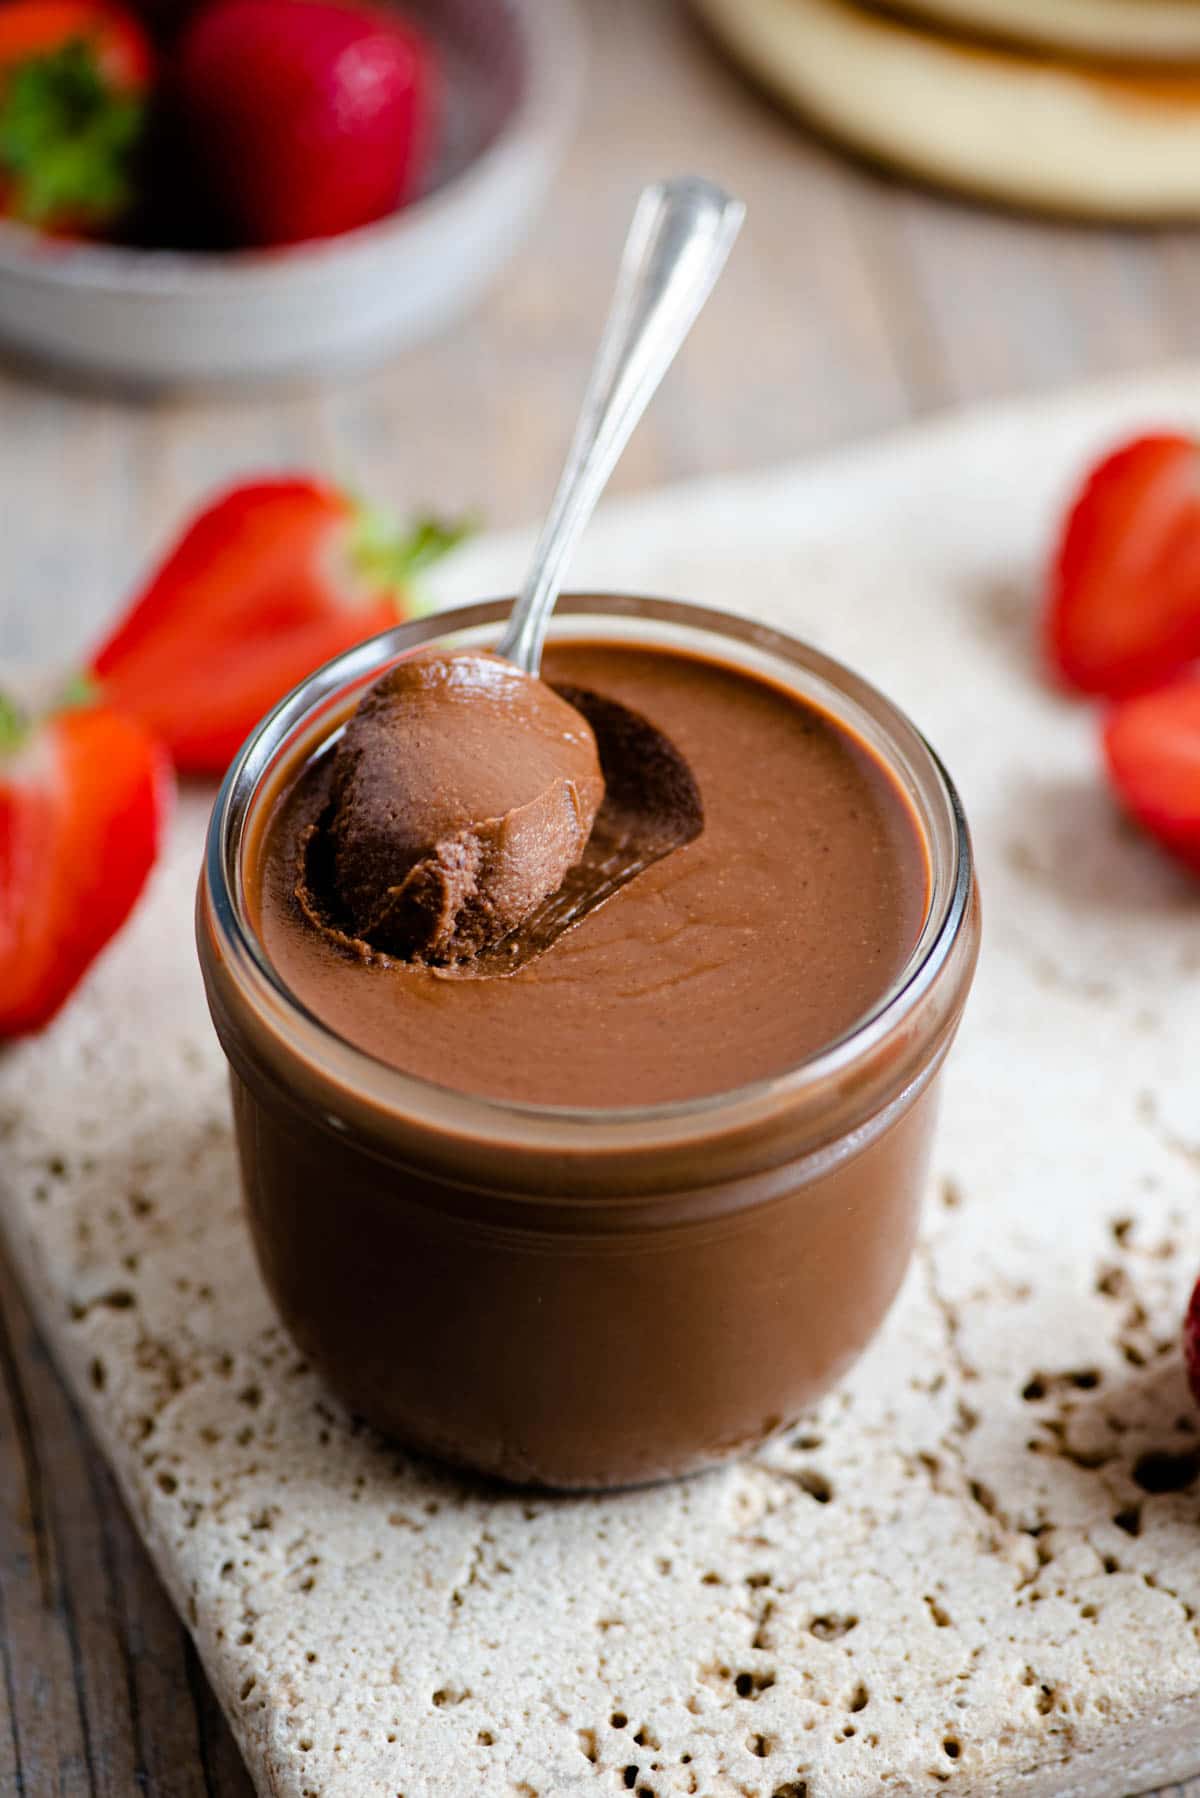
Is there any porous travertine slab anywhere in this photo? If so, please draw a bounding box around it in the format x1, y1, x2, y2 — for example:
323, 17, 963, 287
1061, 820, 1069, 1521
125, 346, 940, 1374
2, 373, 1200, 1798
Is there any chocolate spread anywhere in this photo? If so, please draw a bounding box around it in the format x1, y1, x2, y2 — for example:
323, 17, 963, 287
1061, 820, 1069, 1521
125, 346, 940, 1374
302, 649, 605, 964
251, 642, 930, 1107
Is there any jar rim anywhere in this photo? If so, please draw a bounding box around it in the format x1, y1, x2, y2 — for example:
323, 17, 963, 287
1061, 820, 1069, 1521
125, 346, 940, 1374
202, 593, 976, 1154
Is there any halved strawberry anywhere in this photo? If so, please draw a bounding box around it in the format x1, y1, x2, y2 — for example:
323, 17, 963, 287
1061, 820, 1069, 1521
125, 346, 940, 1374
1103, 673, 1200, 874
1047, 434, 1200, 698
0, 1, 154, 235
89, 478, 467, 776
0, 693, 172, 1036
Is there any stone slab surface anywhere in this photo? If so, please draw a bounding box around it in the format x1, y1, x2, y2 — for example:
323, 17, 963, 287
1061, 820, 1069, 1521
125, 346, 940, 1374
2, 370, 1199, 1798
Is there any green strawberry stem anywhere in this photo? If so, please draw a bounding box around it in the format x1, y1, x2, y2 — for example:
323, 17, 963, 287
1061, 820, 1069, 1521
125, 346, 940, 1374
58, 670, 101, 709
0, 669, 100, 755
0, 38, 145, 230
0, 693, 26, 755
351, 509, 475, 611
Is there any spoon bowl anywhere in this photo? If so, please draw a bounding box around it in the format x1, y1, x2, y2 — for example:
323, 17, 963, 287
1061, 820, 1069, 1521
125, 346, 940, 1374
467, 681, 704, 975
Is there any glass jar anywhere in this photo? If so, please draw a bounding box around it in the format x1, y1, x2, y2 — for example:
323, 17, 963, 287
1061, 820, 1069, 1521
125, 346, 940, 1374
197, 595, 980, 1490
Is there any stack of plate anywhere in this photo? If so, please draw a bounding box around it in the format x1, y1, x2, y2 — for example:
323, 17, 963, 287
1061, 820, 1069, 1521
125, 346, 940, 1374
693, 0, 1200, 219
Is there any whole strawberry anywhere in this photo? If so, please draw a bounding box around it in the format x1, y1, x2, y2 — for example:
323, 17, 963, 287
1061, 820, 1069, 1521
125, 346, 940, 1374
1186, 1276, 1200, 1410
176, 0, 439, 248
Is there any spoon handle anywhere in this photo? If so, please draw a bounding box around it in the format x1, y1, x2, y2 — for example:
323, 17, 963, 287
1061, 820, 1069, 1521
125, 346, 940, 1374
497, 176, 745, 675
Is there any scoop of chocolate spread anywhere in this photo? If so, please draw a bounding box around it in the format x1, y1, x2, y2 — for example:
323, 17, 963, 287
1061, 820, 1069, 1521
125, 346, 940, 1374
307, 650, 605, 965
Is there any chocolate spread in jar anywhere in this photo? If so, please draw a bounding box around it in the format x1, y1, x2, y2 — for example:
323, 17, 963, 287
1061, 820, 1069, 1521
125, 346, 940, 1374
304, 650, 606, 966
249, 641, 930, 1109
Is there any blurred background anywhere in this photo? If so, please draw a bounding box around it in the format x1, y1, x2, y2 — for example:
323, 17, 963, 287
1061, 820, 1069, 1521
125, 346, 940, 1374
6, 0, 1200, 664
3, 0, 1200, 1791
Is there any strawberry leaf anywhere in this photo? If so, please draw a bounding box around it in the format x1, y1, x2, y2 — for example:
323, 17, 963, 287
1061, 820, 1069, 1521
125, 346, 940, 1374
351, 508, 474, 601
57, 670, 101, 710
0, 36, 145, 229
0, 693, 26, 755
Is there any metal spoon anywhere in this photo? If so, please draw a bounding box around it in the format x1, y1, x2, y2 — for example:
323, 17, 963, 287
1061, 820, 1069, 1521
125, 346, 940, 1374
497, 175, 745, 675
469, 177, 744, 974
301, 180, 743, 973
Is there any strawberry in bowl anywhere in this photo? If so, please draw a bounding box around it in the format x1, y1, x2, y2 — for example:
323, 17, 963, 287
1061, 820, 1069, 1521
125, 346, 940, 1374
0, 0, 578, 381
176, 0, 441, 247
0, 0, 442, 251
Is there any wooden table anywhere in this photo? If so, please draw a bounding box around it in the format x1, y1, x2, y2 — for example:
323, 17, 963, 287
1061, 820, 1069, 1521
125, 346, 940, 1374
2, 2, 1199, 1791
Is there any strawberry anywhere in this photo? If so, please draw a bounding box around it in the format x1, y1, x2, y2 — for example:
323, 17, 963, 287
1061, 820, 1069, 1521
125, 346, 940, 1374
1043, 435, 1200, 701
0, 0, 153, 235
1103, 672, 1200, 875
175, 0, 440, 248
0, 689, 172, 1036
1047, 434, 1200, 699
89, 478, 467, 776
1186, 1276, 1200, 1411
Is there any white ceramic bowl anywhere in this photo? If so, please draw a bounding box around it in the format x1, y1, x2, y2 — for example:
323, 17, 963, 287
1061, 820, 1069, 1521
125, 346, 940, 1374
0, 0, 582, 385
